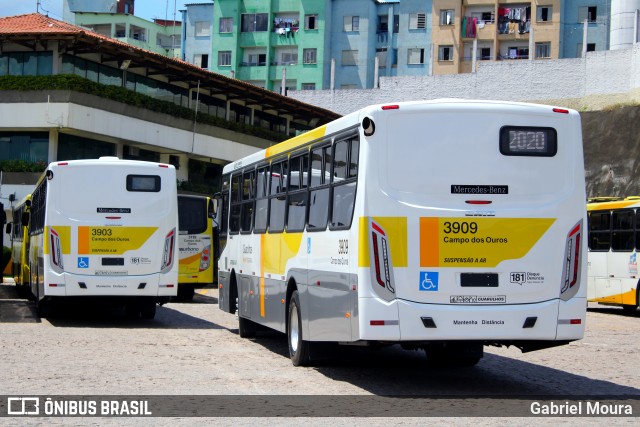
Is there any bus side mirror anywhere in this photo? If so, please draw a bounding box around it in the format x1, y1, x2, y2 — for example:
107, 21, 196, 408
5, 223, 11, 234
21, 212, 29, 227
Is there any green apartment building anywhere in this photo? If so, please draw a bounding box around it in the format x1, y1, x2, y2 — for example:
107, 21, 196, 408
211, 0, 330, 93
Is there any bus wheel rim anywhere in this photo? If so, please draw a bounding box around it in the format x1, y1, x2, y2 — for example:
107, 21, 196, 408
290, 306, 299, 353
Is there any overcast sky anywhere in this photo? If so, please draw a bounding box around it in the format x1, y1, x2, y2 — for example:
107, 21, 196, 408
0, 0, 202, 22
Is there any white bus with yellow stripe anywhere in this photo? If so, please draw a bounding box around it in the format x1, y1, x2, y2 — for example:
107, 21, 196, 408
587, 197, 640, 312
24, 157, 178, 319
217, 99, 587, 366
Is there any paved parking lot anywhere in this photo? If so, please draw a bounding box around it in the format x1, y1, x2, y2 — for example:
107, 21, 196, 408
0, 282, 638, 424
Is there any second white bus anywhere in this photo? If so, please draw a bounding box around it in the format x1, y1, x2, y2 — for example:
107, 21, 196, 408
23, 157, 178, 319
217, 99, 587, 366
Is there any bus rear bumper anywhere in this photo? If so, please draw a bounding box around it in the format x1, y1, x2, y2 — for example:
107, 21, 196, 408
43, 273, 178, 297
359, 297, 586, 342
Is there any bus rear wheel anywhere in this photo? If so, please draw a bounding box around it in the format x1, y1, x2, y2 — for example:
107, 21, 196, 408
622, 287, 639, 313
288, 290, 311, 366
177, 284, 195, 301
140, 300, 157, 319
238, 316, 257, 338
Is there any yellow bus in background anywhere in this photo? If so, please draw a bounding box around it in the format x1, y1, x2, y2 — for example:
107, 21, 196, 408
7, 195, 31, 297
177, 195, 216, 300
587, 197, 640, 312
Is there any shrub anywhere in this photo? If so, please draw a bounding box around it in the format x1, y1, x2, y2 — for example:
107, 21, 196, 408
0, 75, 287, 143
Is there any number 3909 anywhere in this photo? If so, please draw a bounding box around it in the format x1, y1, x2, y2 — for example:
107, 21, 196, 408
443, 221, 478, 234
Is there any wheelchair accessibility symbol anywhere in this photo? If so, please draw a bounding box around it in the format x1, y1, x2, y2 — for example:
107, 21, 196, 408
77, 257, 89, 268
419, 272, 438, 291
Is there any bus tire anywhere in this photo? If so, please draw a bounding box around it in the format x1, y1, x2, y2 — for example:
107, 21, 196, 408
288, 290, 311, 366
621, 286, 639, 313
178, 285, 195, 301
238, 316, 257, 338
140, 300, 157, 320
125, 301, 140, 319
36, 297, 51, 318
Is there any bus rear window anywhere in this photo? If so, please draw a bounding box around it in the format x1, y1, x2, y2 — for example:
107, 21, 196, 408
127, 175, 161, 192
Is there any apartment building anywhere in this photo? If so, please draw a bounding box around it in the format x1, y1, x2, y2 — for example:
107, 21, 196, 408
210, 0, 330, 93
329, 0, 433, 89
181, 3, 214, 68
561, 1, 611, 57
432, 0, 562, 75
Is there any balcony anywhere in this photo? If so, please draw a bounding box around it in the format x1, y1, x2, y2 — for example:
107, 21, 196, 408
461, 17, 497, 40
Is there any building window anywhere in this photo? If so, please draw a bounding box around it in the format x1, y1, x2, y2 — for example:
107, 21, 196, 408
535, 42, 551, 58
537, 6, 552, 22
578, 6, 597, 23
219, 17, 233, 33
409, 12, 427, 30
440, 10, 454, 26
480, 47, 491, 60
0, 132, 49, 162
247, 53, 267, 66
342, 50, 358, 66
194, 54, 209, 68
408, 48, 425, 64
280, 51, 298, 65
344, 16, 359, 32
301, 83, 315, 90
577, 43, 597, 56
218, 51, 232, 66
0, 52, 53, 76
195, 21, 211, 37
305, 14, 318, 30
303, 48, 317, 64
241, 13, 269, 32
437, 46, 453, 61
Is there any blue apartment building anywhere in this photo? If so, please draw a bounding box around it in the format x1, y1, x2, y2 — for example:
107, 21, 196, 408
561, 0, 611, 58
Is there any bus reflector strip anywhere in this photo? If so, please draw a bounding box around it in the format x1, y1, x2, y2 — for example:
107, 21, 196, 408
558, 319, 582, 325
370, 320, 399, 326
553, 108, 569, 114
465, 200, 492, 205
381, 105, 400, 110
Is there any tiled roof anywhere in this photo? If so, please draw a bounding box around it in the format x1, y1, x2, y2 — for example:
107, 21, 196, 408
0, 13, 88, 34
0, 13, 340, 124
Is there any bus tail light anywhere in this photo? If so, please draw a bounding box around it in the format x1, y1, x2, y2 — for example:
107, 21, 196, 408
161, 228, 176, 273
368, 219, 396, 301
199, 245, 211, 272
560, 220, 583, 300
50, 227, 64, 273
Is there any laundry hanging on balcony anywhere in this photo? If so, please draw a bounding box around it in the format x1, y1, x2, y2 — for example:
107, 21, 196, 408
461, 17, 477, 38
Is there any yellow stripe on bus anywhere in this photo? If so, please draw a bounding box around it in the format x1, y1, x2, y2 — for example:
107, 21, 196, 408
587, 200, 639, 211
44, 226, 71, 255
358, 217, 408, 268
265, 125, 327, 158
420, 218, 555, 268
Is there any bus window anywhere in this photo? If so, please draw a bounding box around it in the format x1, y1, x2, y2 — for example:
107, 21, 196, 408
287, 154, 309, 232
330, 137, 358, 229
241, 169, 255, 233
269, 160, 287, 233
254, 166, 269, 233
611, 210, 634, 251
229, 173, 242, 234
588, 211, 611, 251
308, 146, 330, 231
